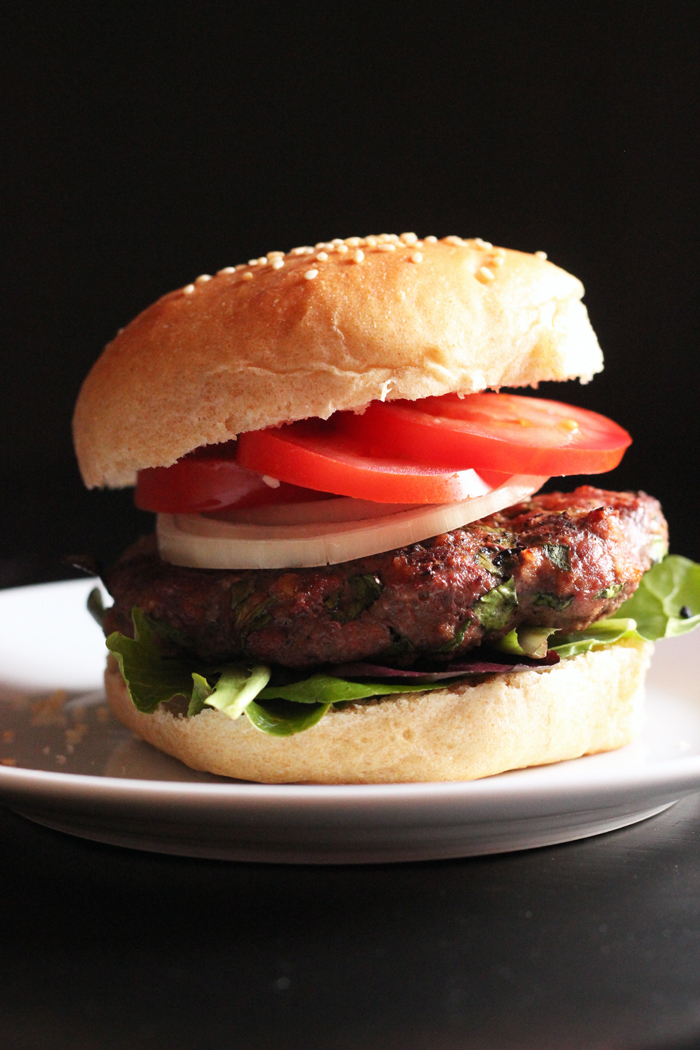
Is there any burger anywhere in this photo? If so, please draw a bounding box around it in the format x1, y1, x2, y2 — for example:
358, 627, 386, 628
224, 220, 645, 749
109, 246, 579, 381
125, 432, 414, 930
73, 232, 698, 783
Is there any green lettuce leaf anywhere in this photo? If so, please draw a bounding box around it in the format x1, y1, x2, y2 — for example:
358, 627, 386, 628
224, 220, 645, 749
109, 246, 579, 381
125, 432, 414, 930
549, 618, 639, 659
106, 609, 270, 718
614, 555, 700, 640
498, 626, 555, 658
189, 673, 214, 717
107, 608, 195, 714
191, 665, 271, 719
258, 672, 467, 705
245, 699, 331, 736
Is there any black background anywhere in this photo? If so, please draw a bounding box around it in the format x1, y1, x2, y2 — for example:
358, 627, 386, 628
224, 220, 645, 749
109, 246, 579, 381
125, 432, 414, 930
2, 2, 700, 576
3, 6, 700, 1049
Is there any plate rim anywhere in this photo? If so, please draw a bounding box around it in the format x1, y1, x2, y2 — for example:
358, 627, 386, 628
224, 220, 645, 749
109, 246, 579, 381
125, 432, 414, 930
3, 750, 700, 802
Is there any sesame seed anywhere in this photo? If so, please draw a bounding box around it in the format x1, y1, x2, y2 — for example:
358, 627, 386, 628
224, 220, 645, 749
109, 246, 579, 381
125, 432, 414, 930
476, 266, 495, 282
262, 475, 281, 488
315, 242, 334, 250
336, 243, 349, 253
365, 236, 378, 247
195, 274, 212, 284
316, 251, 329, 261
410, 251, 423, 263
345, 237, 362, 247
535, 250, 548, 260
353, 250, 365, 263
271, 258, 285, 269
474, 238, 493, 250
257, 257, 268, 266
425, 235, 438, 244
331, 238, 344, 245
291, 247, 310, 256
183, 284, 195, 294
493, 247, 506, 257
267, 251, 284, 259
217, 266, 236, 274
376, 243, 396, 252
400, 232, 418, 244
235, 263, 246, 270
248, 259, 259, 266
444, 235, 464, 246
242, 272, 254, 281
490, 255, 505, 266
304, 269, 319, 280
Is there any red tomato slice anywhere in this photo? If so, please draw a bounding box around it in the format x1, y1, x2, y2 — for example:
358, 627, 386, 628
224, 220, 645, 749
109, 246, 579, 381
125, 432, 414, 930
135, 442, 332, 513
236, 419, 509, 503
334, 393, 632, 475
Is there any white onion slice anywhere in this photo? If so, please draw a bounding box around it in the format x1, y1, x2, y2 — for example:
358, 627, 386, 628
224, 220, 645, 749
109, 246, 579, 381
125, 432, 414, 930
157, 474, 547, 570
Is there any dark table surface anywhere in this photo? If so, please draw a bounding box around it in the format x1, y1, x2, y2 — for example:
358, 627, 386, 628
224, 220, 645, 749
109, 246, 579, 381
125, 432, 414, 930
2, 463, 700, 1050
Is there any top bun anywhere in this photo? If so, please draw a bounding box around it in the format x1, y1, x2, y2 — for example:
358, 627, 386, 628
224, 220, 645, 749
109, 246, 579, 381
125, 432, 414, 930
74, 234, 603, 488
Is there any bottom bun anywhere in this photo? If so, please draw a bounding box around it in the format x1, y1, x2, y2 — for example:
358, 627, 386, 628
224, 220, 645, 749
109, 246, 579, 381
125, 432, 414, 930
105, 638, 651, 784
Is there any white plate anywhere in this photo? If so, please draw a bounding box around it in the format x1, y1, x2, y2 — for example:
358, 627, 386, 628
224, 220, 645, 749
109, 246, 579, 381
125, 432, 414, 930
1, 579, 699, 864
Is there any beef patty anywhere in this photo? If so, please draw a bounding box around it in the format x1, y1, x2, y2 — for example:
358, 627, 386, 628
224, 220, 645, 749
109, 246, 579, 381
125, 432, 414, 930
102, 486, 667, 668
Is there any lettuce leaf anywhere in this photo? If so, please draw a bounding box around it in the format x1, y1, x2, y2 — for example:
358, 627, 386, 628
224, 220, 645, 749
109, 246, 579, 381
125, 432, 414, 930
548, 618, 639, 659
258, 672, 480, 705
190, 665, 271, 719
613, 555, 700, 640
245, 699, 331, 736
106, 608, 270, 718
498, 626, 555, 658
107, 608, 195, 714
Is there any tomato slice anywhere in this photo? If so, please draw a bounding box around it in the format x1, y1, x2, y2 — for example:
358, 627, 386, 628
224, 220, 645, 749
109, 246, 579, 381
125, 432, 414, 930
135, 442, 332, 513
236, 418, 509, 503
136, 391, 627, 514
334, 393, 632, 475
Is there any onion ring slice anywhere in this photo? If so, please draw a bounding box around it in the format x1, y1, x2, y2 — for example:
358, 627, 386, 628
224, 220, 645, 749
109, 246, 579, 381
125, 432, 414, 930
157, 474, 547, 570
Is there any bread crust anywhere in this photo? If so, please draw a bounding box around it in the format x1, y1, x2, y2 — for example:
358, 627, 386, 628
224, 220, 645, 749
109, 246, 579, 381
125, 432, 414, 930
74, 237, 603, 488
105, 640, 650, 784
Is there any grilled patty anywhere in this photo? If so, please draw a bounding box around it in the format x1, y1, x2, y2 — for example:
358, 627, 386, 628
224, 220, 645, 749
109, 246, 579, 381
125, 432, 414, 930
102, 486, 667, 668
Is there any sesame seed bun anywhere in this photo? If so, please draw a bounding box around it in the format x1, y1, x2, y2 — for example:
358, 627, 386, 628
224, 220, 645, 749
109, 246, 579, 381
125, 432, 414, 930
74, 235, 603, 488
104, 639, 650, 784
